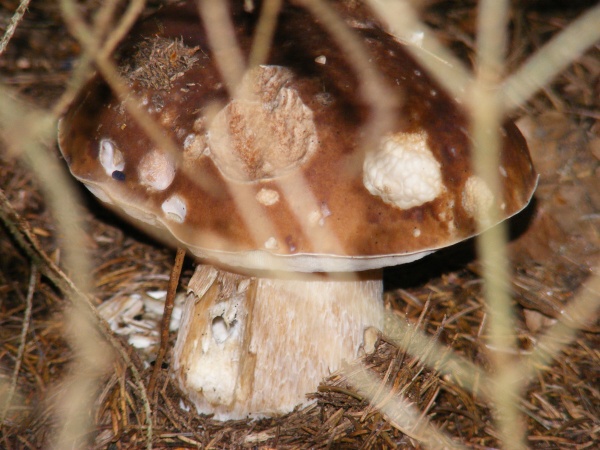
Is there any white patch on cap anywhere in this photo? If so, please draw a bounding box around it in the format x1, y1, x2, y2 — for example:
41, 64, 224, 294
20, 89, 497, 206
413, 228, 421, 237
256, 188, 280, 206
162, 195, 187, 223
98, 139, 125, 176
499, 165, 508, 177
462, 176, 494, 222
363, 131, 442, 209
139, 150, 176, 191
264, 237, 278, 250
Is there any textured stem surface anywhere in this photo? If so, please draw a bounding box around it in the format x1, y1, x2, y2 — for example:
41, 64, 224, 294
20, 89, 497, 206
172, 265, 384, 420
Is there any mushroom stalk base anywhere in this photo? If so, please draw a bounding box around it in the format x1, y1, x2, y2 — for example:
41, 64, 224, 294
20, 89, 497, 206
172, 264, 384, 420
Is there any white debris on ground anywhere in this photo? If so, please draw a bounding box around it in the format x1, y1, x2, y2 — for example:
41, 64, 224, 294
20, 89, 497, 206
97, 289, 185, 362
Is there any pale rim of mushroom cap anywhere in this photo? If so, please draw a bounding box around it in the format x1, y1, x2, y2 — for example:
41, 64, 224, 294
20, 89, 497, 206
170, 188, 534, 273
68, 174, 536, 273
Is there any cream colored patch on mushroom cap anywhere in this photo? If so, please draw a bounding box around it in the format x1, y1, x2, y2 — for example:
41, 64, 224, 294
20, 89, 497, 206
462, 175, 494, 222
206, 65, 318, 183
162, 194, 187, 223
98, 139, 125, 176
438, 199, 456, 235
363, 131, 442, 209
138, 150, 176, 190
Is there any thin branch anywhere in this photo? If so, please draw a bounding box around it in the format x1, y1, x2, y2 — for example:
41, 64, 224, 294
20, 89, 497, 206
0, 0, 33, 56
248, 0, 283, 67
148, 246, 187, 400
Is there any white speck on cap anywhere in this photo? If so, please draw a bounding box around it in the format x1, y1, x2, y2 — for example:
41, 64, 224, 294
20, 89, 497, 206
363, 131, 442, 209
256, 188, 280, 206
162, 195, 187, 223
308, 203, 332, 226
437, 199, 456, 235
264, 237, 279, 250
98, 139, 125, 176
139, 150, 176, 191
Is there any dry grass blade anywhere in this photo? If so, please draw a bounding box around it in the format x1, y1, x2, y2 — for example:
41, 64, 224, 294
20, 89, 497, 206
299, 0, 397, 142
521, 271, 600, 375
471, 0, 526, 446
0, 82, 106, 447
0, 264, 36, 421
502, 5, 600, 113
197, 0, 246, 93
0, 186, 154, 449
248, 0, 283, 67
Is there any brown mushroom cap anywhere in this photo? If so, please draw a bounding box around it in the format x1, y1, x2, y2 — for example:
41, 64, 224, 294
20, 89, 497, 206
58, 2, 537, 272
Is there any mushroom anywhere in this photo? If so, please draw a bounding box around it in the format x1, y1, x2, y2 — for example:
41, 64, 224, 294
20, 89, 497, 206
57, 1, 537, 420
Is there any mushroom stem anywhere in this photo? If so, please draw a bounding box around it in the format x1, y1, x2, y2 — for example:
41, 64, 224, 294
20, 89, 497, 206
172, 264, 384, 420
